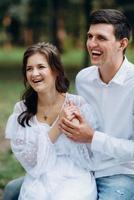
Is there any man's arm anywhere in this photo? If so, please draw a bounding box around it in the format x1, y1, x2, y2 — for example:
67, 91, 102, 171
60, 112, 134, 161
59, 112, 94, 143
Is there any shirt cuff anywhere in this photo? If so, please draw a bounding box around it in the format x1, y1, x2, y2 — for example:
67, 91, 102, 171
91, 131, 108, 153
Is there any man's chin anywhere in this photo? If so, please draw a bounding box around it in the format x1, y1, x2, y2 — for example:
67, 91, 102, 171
91, 61, 100, 66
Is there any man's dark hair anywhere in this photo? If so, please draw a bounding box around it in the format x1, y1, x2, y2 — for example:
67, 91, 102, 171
89, 9, 132, 41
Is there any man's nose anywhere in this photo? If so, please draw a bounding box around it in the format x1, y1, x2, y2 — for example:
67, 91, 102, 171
88, 37, 98, 48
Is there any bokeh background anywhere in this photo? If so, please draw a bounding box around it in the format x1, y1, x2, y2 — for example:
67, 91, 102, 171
0, 0, 134, 198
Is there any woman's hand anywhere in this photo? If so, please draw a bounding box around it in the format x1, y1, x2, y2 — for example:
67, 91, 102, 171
59, 101, 80, 122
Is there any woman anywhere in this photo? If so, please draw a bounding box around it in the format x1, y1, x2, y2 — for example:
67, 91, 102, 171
5, 42, 97, 200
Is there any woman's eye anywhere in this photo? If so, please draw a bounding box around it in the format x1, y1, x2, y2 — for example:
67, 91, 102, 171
26, 67, 32, 71
39, 65, 45, 69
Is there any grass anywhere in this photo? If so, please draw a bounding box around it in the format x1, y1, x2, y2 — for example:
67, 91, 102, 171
0, 69, 24, 132
0, 151, 25, 188
61, 48, 84, 68
0, 47, 24, 67
0, 70, 25, 188
0, 46, 83, 69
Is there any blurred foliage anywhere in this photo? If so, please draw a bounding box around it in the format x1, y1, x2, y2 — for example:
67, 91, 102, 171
0, 0, 134, 66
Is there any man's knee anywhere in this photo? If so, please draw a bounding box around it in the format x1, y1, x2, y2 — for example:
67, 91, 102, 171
3, 177, 24, 200
96, 175, 134, 200
97, 186, 134, 200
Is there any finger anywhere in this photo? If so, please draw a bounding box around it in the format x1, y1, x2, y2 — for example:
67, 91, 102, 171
66, 133, 83, 141
62, 118, 77, 129
59, 121, 75, 135
73, 112, 84, 123
69, 101, 76, 106
63, 131, 74, 138
66, 114, 75, 121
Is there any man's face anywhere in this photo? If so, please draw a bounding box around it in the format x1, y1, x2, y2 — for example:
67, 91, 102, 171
86, 24, 123, 68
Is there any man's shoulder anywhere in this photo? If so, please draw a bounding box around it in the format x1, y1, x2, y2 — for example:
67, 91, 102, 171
125, 59, 134, 76
76, 65, 97, 81
127, 59, 134, 68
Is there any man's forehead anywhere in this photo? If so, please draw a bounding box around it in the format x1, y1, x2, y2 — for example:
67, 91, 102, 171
87, 24, 115, 35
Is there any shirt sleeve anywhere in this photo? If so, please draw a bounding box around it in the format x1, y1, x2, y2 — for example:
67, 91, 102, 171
5, 102, 57, 178
91, 131, 134, 161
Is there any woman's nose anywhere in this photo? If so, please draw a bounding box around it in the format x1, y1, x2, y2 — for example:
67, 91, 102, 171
32, 68, 39, 76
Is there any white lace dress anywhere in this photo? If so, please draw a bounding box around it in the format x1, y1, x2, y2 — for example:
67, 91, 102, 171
5, 93, 98, 200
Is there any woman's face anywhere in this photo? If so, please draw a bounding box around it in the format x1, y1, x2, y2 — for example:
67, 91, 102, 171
26, 53, 56, 94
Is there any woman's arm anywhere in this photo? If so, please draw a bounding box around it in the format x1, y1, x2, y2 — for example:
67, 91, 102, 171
6, 103, 57, 178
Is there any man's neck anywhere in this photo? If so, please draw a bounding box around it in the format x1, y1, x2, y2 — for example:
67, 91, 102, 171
99, 57, 124, 84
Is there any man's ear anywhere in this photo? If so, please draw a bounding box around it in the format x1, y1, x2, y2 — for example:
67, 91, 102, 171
119, 38, 128, 51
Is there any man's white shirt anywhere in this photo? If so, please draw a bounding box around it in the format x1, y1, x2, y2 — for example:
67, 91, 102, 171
76, 57, 134, 178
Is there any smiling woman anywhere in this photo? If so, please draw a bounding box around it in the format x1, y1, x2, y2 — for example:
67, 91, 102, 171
26, 53, 57, 94
5, 42, 98, 200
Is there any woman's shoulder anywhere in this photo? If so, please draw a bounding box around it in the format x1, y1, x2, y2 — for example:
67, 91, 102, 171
67, 93, 86, 106
13, 100, 26, 113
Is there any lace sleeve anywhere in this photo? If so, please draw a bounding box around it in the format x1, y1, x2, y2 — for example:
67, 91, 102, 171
10, 127, 56, 178
5, 102, 57, 178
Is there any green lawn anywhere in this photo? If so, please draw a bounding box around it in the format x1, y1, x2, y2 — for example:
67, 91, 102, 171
0, 151, 25, 188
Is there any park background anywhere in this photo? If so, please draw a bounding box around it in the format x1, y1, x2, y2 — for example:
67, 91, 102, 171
0, 0, 134, 198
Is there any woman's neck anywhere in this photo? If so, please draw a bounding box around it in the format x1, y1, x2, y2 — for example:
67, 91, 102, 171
36, 91, 66, 124
38, 91, 63, 107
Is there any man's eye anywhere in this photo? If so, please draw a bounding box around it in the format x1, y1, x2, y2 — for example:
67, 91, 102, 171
87, 34, 92, 39
98, 36, 106, 41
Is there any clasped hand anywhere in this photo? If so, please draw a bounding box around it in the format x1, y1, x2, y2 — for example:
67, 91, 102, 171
59, 101, 94, 143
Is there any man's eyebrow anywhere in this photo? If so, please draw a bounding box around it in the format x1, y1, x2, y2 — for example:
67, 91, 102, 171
87, 32, 91, 35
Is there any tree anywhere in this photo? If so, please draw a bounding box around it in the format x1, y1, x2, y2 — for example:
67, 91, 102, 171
115, 0, 134, 45
83, 0, 92, 67
48, 0, 62, 52
26, 0, 47, 44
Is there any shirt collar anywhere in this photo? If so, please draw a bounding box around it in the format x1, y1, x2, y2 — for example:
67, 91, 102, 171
89, 66, 100, 82
89, 57, 129, 86
110, 57, 128, 85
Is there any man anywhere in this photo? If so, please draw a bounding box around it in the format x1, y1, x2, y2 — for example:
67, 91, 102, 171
60, 9, 134, 199
3, 9, 134, 200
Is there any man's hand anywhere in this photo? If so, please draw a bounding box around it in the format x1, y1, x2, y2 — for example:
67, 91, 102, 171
59, 111, 94, 143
